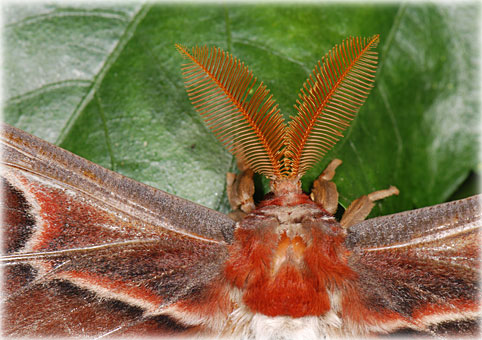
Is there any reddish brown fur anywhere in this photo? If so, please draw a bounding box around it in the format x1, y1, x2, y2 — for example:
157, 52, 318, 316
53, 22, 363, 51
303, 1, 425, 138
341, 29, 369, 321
225, 194, 357, 318
303, 228, 356, 290
225, 226, 278, 289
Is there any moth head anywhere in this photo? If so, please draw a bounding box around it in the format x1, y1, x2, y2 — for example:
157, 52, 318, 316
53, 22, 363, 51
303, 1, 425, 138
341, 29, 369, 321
176, 36, 379, 190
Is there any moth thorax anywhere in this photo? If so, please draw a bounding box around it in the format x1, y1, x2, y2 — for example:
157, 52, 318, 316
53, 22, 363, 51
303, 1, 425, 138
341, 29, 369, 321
225, 202, 351, 318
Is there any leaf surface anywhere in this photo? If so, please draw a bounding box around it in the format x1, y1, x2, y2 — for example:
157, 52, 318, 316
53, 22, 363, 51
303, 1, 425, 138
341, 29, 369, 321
4, 3, 479, 216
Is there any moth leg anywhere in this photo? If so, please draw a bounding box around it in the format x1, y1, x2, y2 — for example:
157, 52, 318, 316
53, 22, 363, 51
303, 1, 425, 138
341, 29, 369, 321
226, 159, 255, 221
340, 186, 399, 228
310, 159, 343, 215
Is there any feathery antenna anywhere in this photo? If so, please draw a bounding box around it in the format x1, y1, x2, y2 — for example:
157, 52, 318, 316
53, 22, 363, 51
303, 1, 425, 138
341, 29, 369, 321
285, 35, 380, 178
176, 45, 286, 179
177, 36, 379, 181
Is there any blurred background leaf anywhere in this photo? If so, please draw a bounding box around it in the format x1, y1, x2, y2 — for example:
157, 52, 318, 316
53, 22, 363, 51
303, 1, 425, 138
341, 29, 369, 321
4, 2, 480, 217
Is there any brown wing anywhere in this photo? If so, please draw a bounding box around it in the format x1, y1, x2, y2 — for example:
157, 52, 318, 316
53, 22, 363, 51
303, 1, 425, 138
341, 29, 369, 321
1, 123, 235, 337
344, 195, 480, 335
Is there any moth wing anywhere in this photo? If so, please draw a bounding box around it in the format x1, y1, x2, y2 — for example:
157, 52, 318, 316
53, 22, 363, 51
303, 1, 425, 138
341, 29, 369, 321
344, 195, 481, 335
1, 123, 235, 336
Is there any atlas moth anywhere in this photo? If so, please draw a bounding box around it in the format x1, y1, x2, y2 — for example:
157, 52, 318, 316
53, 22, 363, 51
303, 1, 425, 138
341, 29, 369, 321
2, 35, 480, 339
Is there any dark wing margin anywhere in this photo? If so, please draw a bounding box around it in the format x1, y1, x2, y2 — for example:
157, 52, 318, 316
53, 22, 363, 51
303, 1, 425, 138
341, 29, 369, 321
344, 195, 481, 334
1, 123, 235, 337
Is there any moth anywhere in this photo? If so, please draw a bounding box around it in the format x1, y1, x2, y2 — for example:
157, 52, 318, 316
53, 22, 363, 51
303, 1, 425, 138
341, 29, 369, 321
2, 35, 480, 339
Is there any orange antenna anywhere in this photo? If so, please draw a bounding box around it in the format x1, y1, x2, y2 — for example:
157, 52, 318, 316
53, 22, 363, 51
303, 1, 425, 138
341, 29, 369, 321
285, 35, 380, 178
177, 36, 379, 181
176, 45, 286, 179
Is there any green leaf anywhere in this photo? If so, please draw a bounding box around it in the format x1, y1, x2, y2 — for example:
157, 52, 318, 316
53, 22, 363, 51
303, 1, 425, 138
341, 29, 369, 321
4, 3, 479, 217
